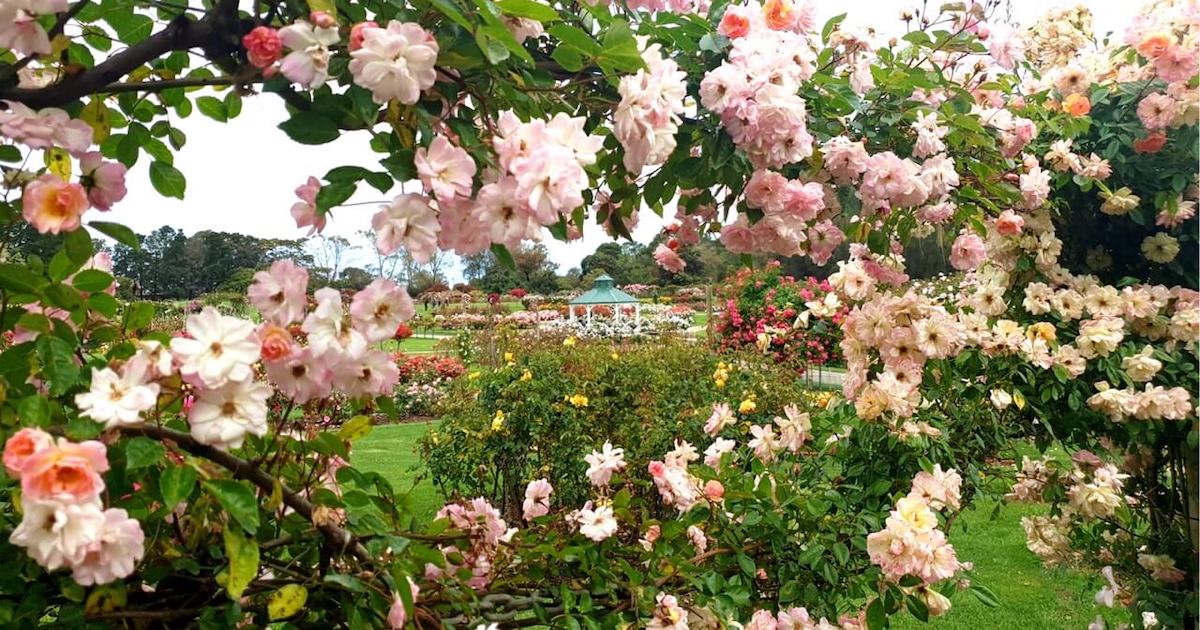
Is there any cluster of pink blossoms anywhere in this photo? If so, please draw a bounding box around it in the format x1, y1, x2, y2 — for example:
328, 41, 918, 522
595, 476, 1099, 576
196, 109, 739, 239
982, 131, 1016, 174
866, 471, 964, 587
0, 0, 65, 55
424, 497, 516, 590
742, 605, 868, 629
699, 3, 815, 169
614, 43, 687, 173
1, 101, 129, 234
4, 429, 145, 585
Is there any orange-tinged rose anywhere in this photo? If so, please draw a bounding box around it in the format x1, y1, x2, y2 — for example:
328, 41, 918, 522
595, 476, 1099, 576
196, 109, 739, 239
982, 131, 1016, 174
719, 11, 751, 38
1137, 32, 1172, 59
1134, 131, 1168, 154
762, 0, 796, 31
1063, 93, 1091, 116
258, 323, 295, 362
22, 174, 89, 235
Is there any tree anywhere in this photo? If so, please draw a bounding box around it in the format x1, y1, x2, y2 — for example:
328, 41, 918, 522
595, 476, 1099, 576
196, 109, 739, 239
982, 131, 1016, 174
308, 235, 358, 286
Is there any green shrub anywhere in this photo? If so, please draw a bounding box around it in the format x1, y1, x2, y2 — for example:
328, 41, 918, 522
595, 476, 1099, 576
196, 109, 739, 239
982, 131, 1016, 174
419, 337, 819, 518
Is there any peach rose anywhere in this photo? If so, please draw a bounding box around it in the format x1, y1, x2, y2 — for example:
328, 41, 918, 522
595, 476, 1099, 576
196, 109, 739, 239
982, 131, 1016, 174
762, 0, 797, 31
22, 174, 89, 234
704, 479, 725, 501
1136, 33, 1172, 59
21, 438, 109, 502
995, 209, 1025, 236
257, 323, 295, 362
242, 26, 282, 69
3, 428, 53, 477
1063, 93, 1091, 117
1133, 131, 1168, 154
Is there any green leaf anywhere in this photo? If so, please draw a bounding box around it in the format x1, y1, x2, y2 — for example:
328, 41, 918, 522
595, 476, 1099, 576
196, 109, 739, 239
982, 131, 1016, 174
267, 584, 308, 620
496, 0, 559, 21
315, 181, 357, 211
72, 269, 114, 293
323, 574, 366, 592
160, 465, 198, 510
0, 145, 21, 162
0, 263, 42, 294
89, 221, 140, 250
18, 396, 51, 426
196, 96, 228, 122
205, 480, 260, 535
429, 0, 473, 29
865, 598, 886, 630
337, 415, 373, 442
64, 228, 93, 267
596, 21, 644, 74
491, 243, 516, 270
36, 335, 81, 396
547, 24, 600, 55
969, 584, 999, 608
832, 542, 850, 565
123, 302, 155, 331
223, 525, 259, 599
866, 229, 888, 255
278, 112, 340, 145
149, 161, 186, 199
124, 436, 166, 470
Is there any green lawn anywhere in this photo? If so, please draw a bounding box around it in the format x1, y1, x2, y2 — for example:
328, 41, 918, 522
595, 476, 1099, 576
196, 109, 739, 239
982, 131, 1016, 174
352, 423, 441, 519
352, 425, 1104, 627
382, 337, 445, 354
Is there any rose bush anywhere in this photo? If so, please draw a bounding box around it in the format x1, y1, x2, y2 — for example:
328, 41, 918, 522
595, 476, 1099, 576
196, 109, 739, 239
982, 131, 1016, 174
0, 0, 1194, 627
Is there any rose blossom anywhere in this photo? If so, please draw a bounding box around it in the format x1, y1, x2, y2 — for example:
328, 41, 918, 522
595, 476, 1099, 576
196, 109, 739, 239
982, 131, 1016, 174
3, 427, 53, 477
242, 26, 282, 68
188, 378, 272, 449
351, 278, 416, 343
995, 209, 1024, 236
20, 437, 109, 502
415, 136, 477, 202
949, 232, 986, 271
256, 323, 295, 362
170, 307, 261, 388
653, 243, 687, 273
373, 193, 440, 262
74, 360, 160, 429
79, 152, 127, 211
9, 499, 105, 571
290, 176, 325, 234
349, 21, 439, 104
70, 507, 145, 585
278, 20, 340, 88
248, 259, 309, 325
522, 478, 553, 520
22, 174, 89, 234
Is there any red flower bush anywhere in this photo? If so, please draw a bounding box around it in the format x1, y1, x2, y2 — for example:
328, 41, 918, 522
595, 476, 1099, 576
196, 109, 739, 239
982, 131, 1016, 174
713, 263, 844, 374
395, 322, 413, 340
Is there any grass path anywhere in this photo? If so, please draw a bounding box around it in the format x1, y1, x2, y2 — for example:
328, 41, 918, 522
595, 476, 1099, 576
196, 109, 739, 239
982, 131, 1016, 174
352, 424, 1104, 628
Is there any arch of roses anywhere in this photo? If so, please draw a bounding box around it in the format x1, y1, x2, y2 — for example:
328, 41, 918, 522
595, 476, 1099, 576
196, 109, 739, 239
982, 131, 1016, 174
0, 0, 1195, 627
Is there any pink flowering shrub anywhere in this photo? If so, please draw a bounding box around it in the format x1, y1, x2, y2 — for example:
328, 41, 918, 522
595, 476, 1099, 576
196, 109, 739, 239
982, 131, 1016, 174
714, 263, 844, 373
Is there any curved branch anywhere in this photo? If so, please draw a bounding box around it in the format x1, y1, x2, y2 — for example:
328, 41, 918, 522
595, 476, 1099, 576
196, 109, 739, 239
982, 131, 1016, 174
123, 424, 372, 563
0, 0, 245, 109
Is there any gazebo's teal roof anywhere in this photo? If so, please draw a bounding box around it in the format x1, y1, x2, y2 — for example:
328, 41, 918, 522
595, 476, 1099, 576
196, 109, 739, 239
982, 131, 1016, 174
570, 274, 639, 305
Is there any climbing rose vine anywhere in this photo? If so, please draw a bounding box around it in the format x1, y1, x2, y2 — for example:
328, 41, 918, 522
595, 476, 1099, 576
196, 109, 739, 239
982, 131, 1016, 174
0, 0, 1195, 627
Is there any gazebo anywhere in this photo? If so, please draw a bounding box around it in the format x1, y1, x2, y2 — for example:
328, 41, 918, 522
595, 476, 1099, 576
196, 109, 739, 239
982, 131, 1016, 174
569, 274, 641, 328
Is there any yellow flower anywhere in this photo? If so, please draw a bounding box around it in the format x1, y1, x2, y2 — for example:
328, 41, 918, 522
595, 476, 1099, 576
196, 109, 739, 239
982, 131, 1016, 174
568, 394, 589, 408
520, 369, 533, 382
1027, 322, 1057, 342
563, 336, 577, 347
504, 352, 514, 362
715, 378, 726, 389
610, 352, 620, 360
468, 371, 481, 380
491, 410, 506, 431
738, 399, 757, 414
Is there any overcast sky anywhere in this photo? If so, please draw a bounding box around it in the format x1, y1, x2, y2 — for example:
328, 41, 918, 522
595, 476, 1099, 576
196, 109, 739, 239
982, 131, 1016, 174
105, 0, 1138, 282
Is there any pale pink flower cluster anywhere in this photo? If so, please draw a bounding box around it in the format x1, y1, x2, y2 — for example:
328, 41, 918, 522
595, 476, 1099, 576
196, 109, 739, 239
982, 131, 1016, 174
1086, 381, 1192, 422
572, 501, 618, 542
838, 287, 968, 420
1006, 456, 1053, 502
424, 497, 516, 589
911, 111, 948, 159
866, 491, 962, 585
290, 176, 326, 235
615, 43, 687, 172
584, 441, 627, 486
907, 465, 962, 511
278, 20, 340, 88
858, 151, 930, 212
0, 0, 67, 55
974, 106, 1037, 158
648, 457, 702, 512
1066, 462, 1128, 518
0, 100, 94, 156
1137, 553, 1186, 583
728, 169, 843, 261
4, 429, 144, 585
349, 22, 439, 104
699, 17, 815, 169
1021, 514, 1074, 566
1042, 139, 1111, 181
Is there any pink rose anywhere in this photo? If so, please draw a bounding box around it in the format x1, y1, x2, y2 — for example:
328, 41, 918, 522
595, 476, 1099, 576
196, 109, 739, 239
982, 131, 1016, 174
20, 438, 109, 503
22, 174, 89, 234
704, 479, 725, 501
309, 10, 336, 28
79, 151, 127, 211
949, 232, 987, 271
3, 428, 53, 477
653, 243, 687, 273
995, 209, 1024, 236
242, 26, 282, 69
349, 21, 379, 51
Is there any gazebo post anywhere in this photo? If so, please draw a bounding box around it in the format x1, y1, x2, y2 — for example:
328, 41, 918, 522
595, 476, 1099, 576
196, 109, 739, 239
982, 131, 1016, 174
635, 303, 641, 331
587, 305, 593, 325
